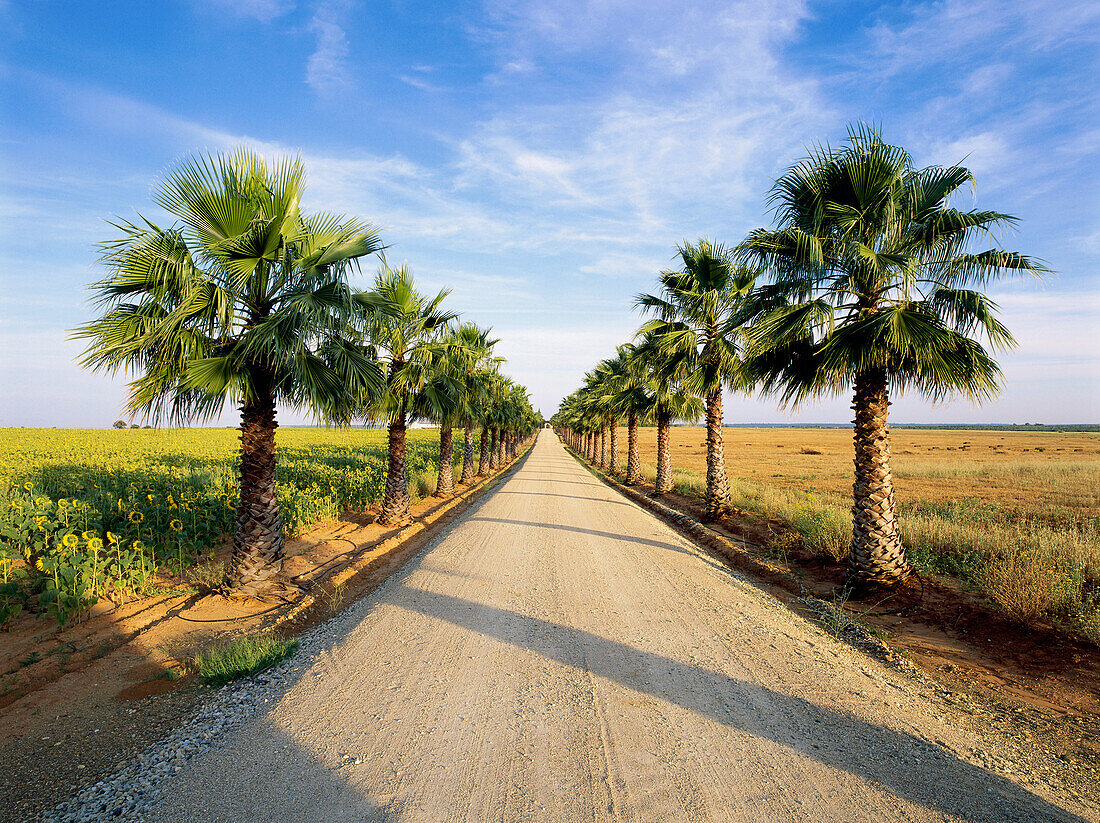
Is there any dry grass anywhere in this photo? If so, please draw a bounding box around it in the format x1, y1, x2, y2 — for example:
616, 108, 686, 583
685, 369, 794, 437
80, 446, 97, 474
620, 427, 1100, 639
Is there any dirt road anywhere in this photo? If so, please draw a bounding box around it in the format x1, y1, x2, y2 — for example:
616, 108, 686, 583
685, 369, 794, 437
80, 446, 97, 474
150, 433, 1090, 822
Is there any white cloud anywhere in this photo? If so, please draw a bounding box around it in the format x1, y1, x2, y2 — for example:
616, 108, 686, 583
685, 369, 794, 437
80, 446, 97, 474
306, 0, 354, 95
194, 0, 295, 22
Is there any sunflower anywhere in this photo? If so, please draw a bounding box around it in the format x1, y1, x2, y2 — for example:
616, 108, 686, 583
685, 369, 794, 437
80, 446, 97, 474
88, 537, 103, 551
129, 511, 144, 524
61, 533, 79, 548
169, 520, 183, 532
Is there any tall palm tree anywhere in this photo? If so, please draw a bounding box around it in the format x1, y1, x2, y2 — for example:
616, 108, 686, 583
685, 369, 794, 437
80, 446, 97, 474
75, 149, 386, 594
637, 240, 757, 521
452, 324, 500, 485
424, 322, 500, 496
358, 265, 456, 524
634, 333, 704, 496
579, 373, 613, 471
603, 344, 652, 485
736, 123, 1047, 588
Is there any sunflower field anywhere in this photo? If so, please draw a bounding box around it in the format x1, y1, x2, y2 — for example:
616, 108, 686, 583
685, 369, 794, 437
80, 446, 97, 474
0, 427, 444, 627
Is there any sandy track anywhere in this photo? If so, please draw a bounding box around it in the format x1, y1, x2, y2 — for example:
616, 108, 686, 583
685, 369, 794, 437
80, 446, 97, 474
150, 433, 1090, 822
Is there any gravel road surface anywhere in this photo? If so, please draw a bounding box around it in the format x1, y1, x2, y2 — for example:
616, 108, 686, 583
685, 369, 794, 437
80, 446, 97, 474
145, 432, 1089, 822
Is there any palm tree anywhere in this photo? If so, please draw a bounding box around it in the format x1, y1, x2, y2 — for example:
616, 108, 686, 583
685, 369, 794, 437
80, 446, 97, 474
358, 265, 457, 524
634, 333, 704, 496
578, 373, 613, 471
637, 240, 757, 521
75, 149, 385, 594
603, 344, 652, 485
736, 123, 1047, 588
425, 322, 500, 496
452, 324, 500, 485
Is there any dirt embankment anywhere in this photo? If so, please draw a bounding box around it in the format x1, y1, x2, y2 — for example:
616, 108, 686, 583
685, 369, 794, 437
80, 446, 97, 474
0, 444, 532, 823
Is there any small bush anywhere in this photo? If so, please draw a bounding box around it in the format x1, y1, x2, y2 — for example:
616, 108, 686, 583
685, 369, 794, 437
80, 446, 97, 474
192, 634, 298, 686
791, 504, 850, 561
800, 447, 823, 455
184, 560, 226, 593
409, 471, 436, 500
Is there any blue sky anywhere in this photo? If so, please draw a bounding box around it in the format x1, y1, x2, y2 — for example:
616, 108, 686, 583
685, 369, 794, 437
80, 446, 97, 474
1, 0, 1097, 426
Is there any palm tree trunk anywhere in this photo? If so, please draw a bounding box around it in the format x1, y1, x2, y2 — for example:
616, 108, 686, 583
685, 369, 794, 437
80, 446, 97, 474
490, 428, 501, 470
655, 410, 673, 496
227, 385, 284, 595
608, 419, 620, 475
461, 424, 476, 484
495, 429, 506, 466
435, 425, 454, 497
703, 388, 731, 522
597, 427, 607, 469
477, 424, 490, 476
847, 368, 909, 587
625, 412, 640, 485
379, 409, 410, 525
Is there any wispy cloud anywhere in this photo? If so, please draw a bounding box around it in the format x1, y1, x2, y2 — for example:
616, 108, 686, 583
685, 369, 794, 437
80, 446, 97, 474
306, 0, 354, 95
195, 0, 295, 22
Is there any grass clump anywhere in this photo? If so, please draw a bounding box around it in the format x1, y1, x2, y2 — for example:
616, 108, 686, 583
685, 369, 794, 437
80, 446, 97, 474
184, 559, 226, 593
192, 633, 299, 687
409, 470, 436, 501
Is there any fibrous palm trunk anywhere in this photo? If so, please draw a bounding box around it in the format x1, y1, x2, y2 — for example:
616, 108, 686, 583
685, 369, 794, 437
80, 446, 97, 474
490, 428, 501, 471
847, 368, 910, 587
477, 425, 490, 476
597, 427, 607, 469
461, 424, 476, 484
608, 419, 620, 475
496, 430, 506, 466
379, 408, 410, 525
625, 412, 640, 485
703, 388, 731, 522
227, 386, 284, 595
435, 425, 454, 497
655, 410, 673, 496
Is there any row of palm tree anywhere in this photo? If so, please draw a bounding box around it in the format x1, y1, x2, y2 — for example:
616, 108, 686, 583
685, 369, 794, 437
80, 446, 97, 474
553, 124, 1047, 591
75, 148, 540, 596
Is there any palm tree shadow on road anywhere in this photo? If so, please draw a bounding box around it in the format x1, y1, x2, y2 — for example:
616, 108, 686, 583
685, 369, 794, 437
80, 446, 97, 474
395, 585, 1087, 823
468, 516, 707, 559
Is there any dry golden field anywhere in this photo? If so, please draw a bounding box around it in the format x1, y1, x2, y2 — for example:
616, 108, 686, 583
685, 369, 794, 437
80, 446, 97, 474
616, 427, 1100, 638
620, 427, 1100, 523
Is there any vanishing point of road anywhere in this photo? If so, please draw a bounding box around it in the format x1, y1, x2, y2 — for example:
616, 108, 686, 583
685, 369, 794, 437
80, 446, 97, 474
151, 432, 1087, 822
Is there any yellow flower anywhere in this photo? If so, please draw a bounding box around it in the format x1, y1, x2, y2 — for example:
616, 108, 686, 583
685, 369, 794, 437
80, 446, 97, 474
169, 519, 183, 532
88, 537, 103, 551
35, 557, 44, 571
62, 533, 79, 548
82, 531, 94, 541
129, 511, 144, 523
106, 531, 119, 544
23, 482, 33, 491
